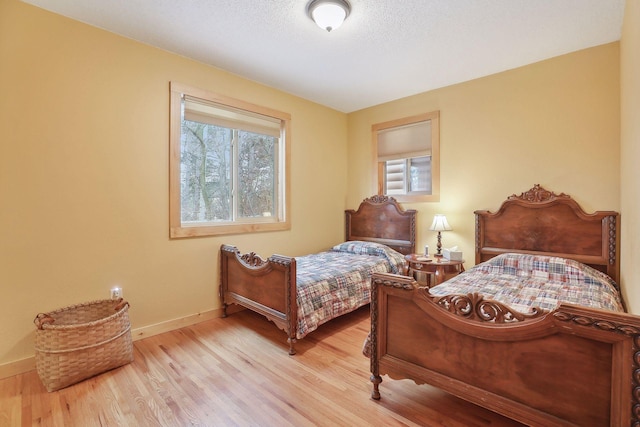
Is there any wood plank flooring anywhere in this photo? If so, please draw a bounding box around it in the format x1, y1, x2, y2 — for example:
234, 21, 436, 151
0, 306, 525, 426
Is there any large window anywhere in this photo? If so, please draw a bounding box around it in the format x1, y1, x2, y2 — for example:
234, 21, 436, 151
373, 111, 440, 203
169, 82, 290, 238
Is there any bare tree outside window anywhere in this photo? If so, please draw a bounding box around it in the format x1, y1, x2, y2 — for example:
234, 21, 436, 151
180, 122, 232, 222
237, 131, 276, 218
169, 82, 290, 238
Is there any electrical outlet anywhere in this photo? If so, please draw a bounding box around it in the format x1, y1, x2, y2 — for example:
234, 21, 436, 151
110, 287, 122, 300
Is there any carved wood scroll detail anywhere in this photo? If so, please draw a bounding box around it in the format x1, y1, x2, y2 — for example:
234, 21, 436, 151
372, 276, 415, 291
428, 292, 546, 323
475, 215, 480, 251
554, 311, 640, 336
239, 252, 267, 267
267, 254, 293, 268
236, 252, 291, 269
364, 194, 396, 204
635, 335, 640, 425
508, 184, 568, 203
606, 215, 617, 265
369, 277, 381, 399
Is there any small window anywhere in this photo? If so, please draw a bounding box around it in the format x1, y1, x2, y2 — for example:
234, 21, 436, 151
373, 111, 440, 203
169, 82, 291, 238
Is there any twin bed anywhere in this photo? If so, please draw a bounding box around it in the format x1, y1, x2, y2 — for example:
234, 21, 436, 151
220, 185, 639, 425
369, 185, 638, 426
219, 195, 416, 355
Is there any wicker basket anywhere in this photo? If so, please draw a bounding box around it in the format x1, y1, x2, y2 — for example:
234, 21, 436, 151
34, 299, 133, 392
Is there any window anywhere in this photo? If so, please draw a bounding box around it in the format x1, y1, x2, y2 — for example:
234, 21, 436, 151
169, 82, 290, 238
373, 111, 440, 203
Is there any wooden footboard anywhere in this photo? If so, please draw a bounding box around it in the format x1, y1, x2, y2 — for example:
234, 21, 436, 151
220, 244, 298, 354
370, 272, 640, 427
219, 195, 417, 355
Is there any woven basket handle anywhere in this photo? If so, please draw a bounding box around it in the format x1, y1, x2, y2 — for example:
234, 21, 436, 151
34, 313, 55, 330
113, 298, 129, 312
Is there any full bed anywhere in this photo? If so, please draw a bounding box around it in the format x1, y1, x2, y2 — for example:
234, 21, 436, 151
220, 195, 416, 355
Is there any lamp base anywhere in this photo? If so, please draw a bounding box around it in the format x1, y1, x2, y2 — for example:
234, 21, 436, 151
433, 253, 443, 257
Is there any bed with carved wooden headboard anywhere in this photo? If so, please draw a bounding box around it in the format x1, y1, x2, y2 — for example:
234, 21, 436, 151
368, 185, 639, 426
220, 195, 415, 355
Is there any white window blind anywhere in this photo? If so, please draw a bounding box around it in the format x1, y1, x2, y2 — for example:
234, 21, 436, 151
378, 120, 432, 196
183, 96, 281, 138
373, 110, 439, 202
377, 120, 431, 161
385, 159, 406, 194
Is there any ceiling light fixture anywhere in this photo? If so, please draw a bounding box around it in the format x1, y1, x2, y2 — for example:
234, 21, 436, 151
307, 0, 351, 32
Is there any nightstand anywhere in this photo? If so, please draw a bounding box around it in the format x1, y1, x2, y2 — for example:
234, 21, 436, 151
404, 254, 465, 287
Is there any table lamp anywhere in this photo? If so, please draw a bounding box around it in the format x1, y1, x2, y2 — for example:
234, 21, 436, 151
429, 214, 452, 257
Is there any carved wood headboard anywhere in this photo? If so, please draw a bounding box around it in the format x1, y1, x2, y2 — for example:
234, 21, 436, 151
474, 184, 619, 285
345, 195, 417, 255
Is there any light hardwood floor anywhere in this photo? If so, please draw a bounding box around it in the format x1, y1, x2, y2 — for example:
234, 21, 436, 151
1, 306, 524, 426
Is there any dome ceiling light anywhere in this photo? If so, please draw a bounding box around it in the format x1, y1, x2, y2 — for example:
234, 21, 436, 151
307, 0, 351, 32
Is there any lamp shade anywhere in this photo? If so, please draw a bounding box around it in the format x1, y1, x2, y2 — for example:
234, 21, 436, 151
307, 0, 350, 32
429, 214, 452, 232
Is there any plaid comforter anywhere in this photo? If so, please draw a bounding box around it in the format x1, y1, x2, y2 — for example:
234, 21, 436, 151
428, 253, 625, 314
295, 241, 405, 339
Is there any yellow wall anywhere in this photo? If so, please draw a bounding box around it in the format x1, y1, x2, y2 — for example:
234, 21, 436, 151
347, 42, 621, 288
0, 0, 631, 374
621, 0, 640, 314
0, 0, 348, 369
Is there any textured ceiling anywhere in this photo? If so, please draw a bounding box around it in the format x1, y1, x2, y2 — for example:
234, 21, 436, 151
22, 0, 625, 112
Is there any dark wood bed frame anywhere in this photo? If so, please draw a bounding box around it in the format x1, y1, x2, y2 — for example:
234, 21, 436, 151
369, 185, 639, 426
220, 195, 416, 355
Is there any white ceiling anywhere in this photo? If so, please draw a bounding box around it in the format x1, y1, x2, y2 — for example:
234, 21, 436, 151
23, 0, 626, 113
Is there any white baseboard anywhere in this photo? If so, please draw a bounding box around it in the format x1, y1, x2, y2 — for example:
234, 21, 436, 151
0, 306, 241, 380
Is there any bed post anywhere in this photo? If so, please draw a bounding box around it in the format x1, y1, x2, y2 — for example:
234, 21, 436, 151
220, 246, 229, 318
369, 274, 382, 400
369, 273, 417, 400
285, 255, 297, 355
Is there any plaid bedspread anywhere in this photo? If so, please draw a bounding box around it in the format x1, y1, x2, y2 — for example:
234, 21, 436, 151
428, 253, 625, 314
295, 241, 405, 339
